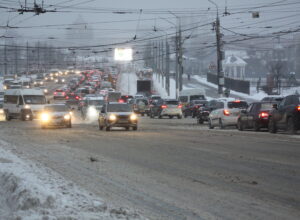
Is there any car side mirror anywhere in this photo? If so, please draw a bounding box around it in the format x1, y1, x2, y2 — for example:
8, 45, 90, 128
272, 103, 278, 109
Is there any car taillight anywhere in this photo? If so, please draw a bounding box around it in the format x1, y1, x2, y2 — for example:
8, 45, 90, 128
259, 112, 269, 118
66, 96, 69, 100
223, 109, 230, 116
161, 105, 168, 109
296, 105, 300, 111
118, 99, 125, 103
75, 96, 79, 100
54, 92, 57, 95
62, 92, 65, 96
177, 104, 182, 108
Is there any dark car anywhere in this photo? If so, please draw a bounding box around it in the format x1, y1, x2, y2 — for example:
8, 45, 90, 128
268, 94, 300, 134
120, 95, 134, 103
65, 93, 81, 105
197, 99, 224, 124
261, 96, 284, 103
98, 103, 138, 131
53, 89, 66, 100
40, 104, 72, 129
184, 100, 208, 118
133, 98, 149, 116
237, 102, 275, 131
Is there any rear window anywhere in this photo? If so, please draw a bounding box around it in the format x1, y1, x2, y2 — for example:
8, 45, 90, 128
165, 100, 179, 105
228, 101, 248, 109
261, 103, 274, 111
179, 96, 188, 102
190, 95, 205, 101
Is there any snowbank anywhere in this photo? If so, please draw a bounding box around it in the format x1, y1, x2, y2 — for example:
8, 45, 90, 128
0, 140, 145, 220
193, 75, 300, 101
152, 73, 176, 99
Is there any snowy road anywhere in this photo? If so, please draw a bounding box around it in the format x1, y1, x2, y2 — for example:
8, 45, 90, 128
0, 117, 299, 220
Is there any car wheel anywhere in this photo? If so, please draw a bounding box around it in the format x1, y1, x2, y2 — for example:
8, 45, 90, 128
150, 112, 154, 118
219, 119, 225, 129
133, 126, 138, 131
287, 117, 296, 134
158, 114, 162, 119
5, 112, 11, 121
169, 116, 174, 119
198, 118, 204, 124
125, 126, 129, 131
106, 126, 111, 131
67, 122, 72, 128
177, 115, 182, 119
208, 119, 214, 129
184, 113, 188, 118
254, 121, 260, 131
268, 117, 277, 133
237, 120, 244, 131
99, 124, 103, 130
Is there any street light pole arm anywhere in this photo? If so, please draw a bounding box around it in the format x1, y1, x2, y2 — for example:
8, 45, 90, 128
208, 0, 219, 16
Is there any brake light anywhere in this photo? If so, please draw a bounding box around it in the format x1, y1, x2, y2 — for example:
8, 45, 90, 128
297, 105, 300, 111
54, 92, 57, 95
66, 96, 69, 100
259, 112, 269, 118
177, 104, 182, 108
161, 105, 168, 109
75, 96, 79, 100
223, 109, 230, 116
62, 92, 65, 96
118, 99, 125, 103
234, 100, 241, 103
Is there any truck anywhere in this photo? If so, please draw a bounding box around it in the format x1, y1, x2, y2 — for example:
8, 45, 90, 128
137, 80, 152, 97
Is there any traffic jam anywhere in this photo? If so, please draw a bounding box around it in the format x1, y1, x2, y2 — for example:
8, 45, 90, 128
1, 68, 299, 135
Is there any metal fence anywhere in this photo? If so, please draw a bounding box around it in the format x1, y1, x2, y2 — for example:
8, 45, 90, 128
207, 73, 250, 94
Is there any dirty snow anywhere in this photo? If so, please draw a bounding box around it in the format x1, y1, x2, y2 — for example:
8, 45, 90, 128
152, 73, 176, 99
0, 140, 145, 220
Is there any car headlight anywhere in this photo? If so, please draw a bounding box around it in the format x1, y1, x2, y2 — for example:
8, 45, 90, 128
55, 79, 58, 83
87, 107, 98, 117
0, 109, 4, 114
41, 113, 49, 122
130, 114, 137, 121
40, 82, 44, 85
44, 89, 48, 93
24, 105, 31, 109
3, 85, 7, 90
64, 114, 71, 120
109, 114, 117, 121
62, 79, 65, 82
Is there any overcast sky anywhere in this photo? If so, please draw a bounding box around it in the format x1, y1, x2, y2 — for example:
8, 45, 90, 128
0, 0, 299, 47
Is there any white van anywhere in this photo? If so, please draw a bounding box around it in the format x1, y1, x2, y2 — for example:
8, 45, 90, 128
4, 89, 47, 121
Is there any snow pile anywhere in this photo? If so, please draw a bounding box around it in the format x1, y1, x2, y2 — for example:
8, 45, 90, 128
152, 73, 176, 99
0, 142, 145, 220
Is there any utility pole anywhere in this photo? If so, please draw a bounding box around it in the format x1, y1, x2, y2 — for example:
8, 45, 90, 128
209, 0, 224, 96
4, 41, 7, 75
161, 40, 164, 88
178, 22, 183, 92
37, 41, 40, 73
165, 39, 170, 96
175, 29, 179, 99
26, 41, 29, 76
14, 43, 18, 75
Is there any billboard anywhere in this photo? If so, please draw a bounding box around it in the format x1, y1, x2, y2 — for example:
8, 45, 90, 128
114, 48, 133, 61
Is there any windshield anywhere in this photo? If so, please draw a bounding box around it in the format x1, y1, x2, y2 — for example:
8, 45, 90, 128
107, 104, 131, 112
44, 105, 68, 112
24, 95, 46, 104
88, 100, 105, 106
179, 96, 188, 102
228, 101, 248, 109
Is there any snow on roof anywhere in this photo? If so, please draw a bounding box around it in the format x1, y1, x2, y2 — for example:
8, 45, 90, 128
224, 55, 247, 66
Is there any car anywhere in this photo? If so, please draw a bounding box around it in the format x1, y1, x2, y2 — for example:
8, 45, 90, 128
0, 100, 5, 120
149, 99, 183, 119
133, 98, 149, 116
208, 99, 248, 129
183, 100, 208, 118
98, 102, 138, 131
65, 93, 81, 105
53, 89, 66, 100
120, 95, 134, 103
81, 96, 105, 120
33, 79, 44, 87
196, 99, 223, 124
40, 104, 72, 129
38, 86, 49, 95
268, 94, 300, 134
237, 102, 276, 131
55, 77, 66, 84
261, 96, 284, 103
149, 95, 162, 104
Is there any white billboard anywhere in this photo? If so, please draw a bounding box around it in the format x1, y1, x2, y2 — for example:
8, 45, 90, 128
114, 48, 133, 61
